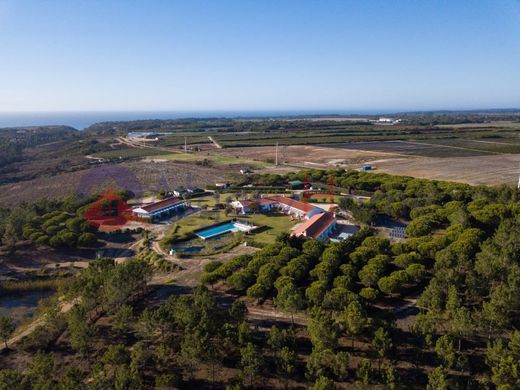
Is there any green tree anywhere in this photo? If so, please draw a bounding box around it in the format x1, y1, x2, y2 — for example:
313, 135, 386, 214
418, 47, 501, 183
229, 300, 247, 323
1, 223, 17, 253
333, 351, 350, 381
355, 358, 372, 388
112, 304, 134, 332
384, 365, 397, 390
238, 321, 253, 347
308, 310, 339, 351
77, 232, 97, 247
343, 301, 367, 348
240, 342, 263, 387
310, 376, 336, 390
275, 280, 304, 325
0, 369, 26, 390
59, 366, 84, 390
0, 316, 16, 349
435, 335, 456, 369
359, 287, 378, 302
278, 346, 297, 390
29, 352, 56, 389
405, 263, 426, 282
130, 341, 150, 375
67, 304, 94, 354
306, 348, 336, 380
371, 327, 392, 370
426, 366, 448, 390
449, 307, 473, 352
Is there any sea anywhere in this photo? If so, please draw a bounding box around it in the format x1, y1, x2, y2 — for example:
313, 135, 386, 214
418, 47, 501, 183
0, 110, 381, 130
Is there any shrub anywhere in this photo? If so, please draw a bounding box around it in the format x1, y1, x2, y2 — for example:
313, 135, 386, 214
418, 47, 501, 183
77, 232, 97, 247
360, 287, 379, 301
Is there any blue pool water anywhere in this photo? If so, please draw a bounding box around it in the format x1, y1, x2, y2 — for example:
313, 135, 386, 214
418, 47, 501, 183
196, 222, 247, 239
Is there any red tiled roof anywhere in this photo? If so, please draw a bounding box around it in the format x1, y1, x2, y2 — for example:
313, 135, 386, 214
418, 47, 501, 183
140, 197, 184, 213
241, 198, 276, 207
269, 196, 316, 213
291, 211, 335, 239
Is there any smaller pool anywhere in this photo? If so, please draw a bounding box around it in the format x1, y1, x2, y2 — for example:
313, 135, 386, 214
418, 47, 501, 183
195, 221, 254, 240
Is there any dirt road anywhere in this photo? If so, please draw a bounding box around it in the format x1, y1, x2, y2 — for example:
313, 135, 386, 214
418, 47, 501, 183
208, 136, 222, 149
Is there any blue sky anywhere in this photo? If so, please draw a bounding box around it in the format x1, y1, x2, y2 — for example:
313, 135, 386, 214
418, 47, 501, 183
0, 0, 519, 112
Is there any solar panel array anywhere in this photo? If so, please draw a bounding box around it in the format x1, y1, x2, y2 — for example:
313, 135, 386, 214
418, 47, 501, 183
390, 225, 407, 239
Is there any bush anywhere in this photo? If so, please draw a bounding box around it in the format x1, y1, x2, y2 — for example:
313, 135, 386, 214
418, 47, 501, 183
405, 263, 426, 282
360, 287, 379, 301
155, 373, 180, 388
35, 235, 50, 245
204, 261, 223, 273
394, 252, 422, 269
77, 232, 97, 247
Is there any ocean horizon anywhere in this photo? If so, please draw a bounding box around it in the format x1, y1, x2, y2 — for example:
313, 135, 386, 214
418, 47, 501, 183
0, 110, 393, 130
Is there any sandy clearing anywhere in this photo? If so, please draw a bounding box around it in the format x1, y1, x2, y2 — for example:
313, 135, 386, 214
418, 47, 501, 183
216, 144, 402, 164
217, 144, 520, 186
375, 154, 520, 186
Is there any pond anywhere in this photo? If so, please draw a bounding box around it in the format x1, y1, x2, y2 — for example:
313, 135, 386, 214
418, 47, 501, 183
0, 290, 54, 322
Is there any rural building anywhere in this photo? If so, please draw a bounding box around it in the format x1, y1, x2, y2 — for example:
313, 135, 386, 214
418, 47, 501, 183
231, 198, 276, 214
173, 188, 188, 197
291, 211, 336, 240
173, 187, 204, 197
270, 196, 322, 219
287, 180, 304, 189
215, 182, 229, 189
230, 195, 323, 220
132, 197, 186, 220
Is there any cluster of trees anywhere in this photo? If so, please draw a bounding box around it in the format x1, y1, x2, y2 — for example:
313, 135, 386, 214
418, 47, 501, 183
0, 196, 100, 253
203, 228, 430, 315
0, 126, 78, 168
0, 139, 22, 168
2, 284, 305, 388
23, 210, 97, 248
4, 166, 520, 387
14, 257, 151, 354
205, 168, 520, 386
202, 232, 424, 386
0, 257, 152, 388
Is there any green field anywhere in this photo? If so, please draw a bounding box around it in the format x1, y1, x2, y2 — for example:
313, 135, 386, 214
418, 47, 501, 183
163, 207, 297, 250
240, 213, 298, 244
91, 147, 167, 159
152, 153, 269, 168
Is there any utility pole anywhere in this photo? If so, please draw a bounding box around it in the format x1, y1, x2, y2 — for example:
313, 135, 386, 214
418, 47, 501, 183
184, 137, 187, 153
275, 142, 278, 166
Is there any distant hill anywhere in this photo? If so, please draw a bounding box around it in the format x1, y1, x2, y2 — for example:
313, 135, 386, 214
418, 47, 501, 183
0, 125, 79, 168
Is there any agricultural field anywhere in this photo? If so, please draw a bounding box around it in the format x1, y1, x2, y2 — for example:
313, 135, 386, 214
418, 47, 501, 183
376, 153, 520, 186
145, 153, 270, 169
322, 140, 488, 158
3, 117, 520, 207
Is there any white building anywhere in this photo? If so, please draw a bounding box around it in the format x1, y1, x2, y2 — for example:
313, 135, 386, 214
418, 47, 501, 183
132, 198, 186, 220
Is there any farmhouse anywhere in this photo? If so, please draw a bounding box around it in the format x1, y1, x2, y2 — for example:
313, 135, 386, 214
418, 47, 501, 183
229, 194, 344, 241
231, 198, 276, 214
132, 197, 186, 220
291, 211, 336, 240
270, 196, 322, 219
231, 195, 324, 219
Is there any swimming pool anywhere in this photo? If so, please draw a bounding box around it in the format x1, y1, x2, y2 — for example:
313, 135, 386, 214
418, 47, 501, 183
195, 221, 254, 240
